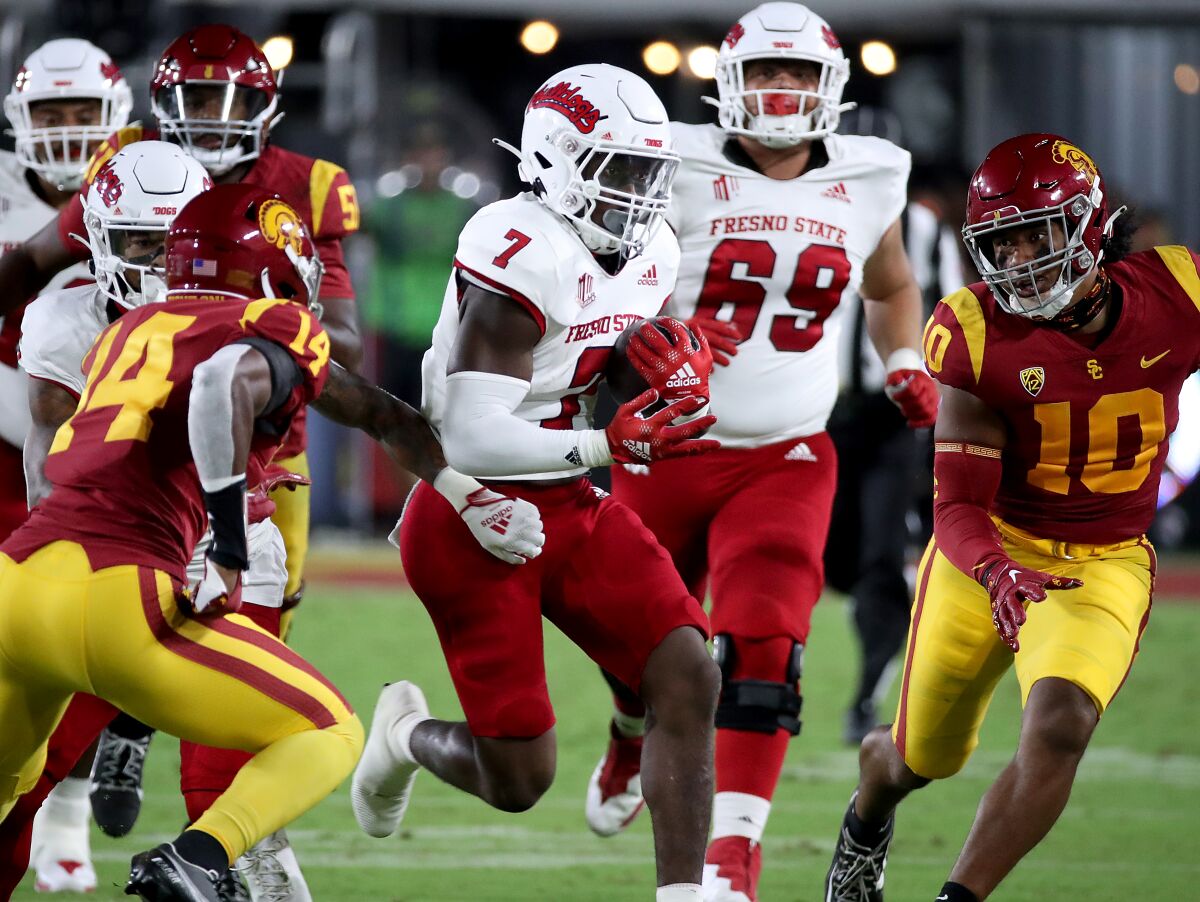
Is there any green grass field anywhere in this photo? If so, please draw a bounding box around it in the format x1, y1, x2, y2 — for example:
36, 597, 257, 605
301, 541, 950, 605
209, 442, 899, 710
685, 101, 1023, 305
13, 571, 1200, 901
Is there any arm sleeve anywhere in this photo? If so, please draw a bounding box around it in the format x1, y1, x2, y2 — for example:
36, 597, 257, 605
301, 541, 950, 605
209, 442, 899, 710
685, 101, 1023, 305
932, 442, 1010, 582
441, 371, 611, 477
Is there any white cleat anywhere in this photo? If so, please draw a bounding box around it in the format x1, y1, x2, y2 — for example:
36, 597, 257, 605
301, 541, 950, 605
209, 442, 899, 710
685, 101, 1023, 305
584, 722, 645, 837
236, 829, 312, 902
31, 803, 97, 894
350, 681, 428, 838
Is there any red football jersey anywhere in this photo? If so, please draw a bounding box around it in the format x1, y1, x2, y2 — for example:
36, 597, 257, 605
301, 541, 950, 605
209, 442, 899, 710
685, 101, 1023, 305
2, 295, 330, 577
924, 246, 1200, 544
59, 126, 358, 458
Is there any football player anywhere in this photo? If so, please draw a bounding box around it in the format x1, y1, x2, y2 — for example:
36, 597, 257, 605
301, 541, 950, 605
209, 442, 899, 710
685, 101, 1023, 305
824, 134, 1182, 902
0, 37, 132, 894
0, 175, 544, 902
350, 63, 723, 902
583, 6, 937, 900
0, 23, 361, 839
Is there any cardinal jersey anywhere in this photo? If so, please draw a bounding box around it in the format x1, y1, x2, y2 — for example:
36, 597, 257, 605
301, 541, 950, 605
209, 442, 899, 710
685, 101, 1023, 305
421, 193, 679, 481
664, 124, 909, 447
59, 126, 360, 458
2, 295, 330, 578
0, 151, 93, 444
925, 246, 1200, 545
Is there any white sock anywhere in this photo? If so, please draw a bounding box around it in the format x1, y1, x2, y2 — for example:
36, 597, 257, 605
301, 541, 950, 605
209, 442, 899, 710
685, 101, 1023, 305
657, 883, 702, 900
613, 709, 645, 738
711, 791, 771, 844
43, 777, 90, 827
388, 713, 433, 764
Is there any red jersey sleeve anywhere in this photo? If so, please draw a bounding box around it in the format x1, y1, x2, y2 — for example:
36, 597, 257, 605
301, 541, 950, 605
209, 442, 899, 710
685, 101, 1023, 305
923, 286, 989, 394
237, 298, 331, 419
314, 235, 353, 299
307, 160, 359, 300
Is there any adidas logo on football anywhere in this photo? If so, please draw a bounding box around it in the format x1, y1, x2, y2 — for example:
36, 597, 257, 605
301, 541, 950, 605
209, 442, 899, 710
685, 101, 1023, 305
665, 362, 702, 389
637, 265, 659, 286
785, 441, 818, 462
622, 439, 652, 461
821, 181, 852, 203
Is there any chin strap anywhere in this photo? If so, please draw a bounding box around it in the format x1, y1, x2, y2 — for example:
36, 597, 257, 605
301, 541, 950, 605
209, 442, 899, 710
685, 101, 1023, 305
1049, 267, 1110, 332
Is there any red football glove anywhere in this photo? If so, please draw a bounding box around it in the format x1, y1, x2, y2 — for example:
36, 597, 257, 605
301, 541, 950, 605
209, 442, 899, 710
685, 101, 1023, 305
627, 317, 713, 399
605, 389, 720, 464
885, 368, 939, 429
979, 559, 1083, 652
685, 316, 743, 367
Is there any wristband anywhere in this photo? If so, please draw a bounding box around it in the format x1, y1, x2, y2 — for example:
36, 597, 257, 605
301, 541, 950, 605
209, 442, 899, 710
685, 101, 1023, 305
203, 475, 249, 570
884, 347, 924, 374
433, 467, 486, 513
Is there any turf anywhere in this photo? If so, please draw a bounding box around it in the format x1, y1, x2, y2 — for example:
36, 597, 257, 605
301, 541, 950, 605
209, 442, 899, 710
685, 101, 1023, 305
13, 581, 1200, 901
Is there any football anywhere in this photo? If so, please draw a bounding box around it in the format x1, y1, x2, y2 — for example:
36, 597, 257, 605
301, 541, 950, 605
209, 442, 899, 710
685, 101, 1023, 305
604, 316, 704, 406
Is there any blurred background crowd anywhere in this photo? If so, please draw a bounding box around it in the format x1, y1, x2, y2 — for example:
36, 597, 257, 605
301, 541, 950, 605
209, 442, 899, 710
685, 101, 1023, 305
2, 0, 1198, 548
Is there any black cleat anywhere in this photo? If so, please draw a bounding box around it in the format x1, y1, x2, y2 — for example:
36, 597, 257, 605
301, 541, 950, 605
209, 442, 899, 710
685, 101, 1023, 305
125, 843, 220, 901
824, 795, 893, 902
91, 727, 152, 837
843, 700, 877, 746
214, 868, 251, 902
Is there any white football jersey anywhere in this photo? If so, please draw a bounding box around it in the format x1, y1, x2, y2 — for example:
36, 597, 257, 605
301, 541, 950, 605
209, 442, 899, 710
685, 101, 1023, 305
665, 123, 909, 447
0, 150, 93, 447
19, 283, 107, 397
422, 192, 680, 480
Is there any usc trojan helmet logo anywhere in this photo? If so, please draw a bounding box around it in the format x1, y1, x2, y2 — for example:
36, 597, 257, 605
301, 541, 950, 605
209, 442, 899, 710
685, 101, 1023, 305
1051, 140, 1098, 180
257, 199, 306, 256
1019, 366, 1045, 397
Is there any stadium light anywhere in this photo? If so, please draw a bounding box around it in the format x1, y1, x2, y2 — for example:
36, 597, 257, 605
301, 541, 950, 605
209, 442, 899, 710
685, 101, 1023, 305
687, 45, 719, 79
262, 35, 294, 72
521, 20, 559, 55
643, 41, 681, 77
860, 40, 897, 77
1176, 63, 1200, 95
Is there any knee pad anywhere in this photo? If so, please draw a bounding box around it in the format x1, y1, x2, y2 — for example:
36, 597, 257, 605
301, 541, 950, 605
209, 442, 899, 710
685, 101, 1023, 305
712, 634, 804, 735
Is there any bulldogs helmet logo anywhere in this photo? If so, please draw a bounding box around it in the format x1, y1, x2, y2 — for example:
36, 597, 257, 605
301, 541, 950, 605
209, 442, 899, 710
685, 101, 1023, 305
1051, 140, 1099, 181
528, 81, 605, 134
92, 163, 124, 208
724, 22, 746, 48
99, 58, 123, 85
821, 25, 841, 50
257, 198, 306, 256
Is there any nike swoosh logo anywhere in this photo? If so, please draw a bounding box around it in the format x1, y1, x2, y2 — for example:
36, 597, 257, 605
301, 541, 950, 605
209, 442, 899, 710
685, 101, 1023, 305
1140, 350, 1170, 368
937, 896, 950, 901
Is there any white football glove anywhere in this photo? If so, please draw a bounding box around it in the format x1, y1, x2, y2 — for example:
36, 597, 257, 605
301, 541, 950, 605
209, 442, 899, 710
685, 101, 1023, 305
188, 556, 243, 617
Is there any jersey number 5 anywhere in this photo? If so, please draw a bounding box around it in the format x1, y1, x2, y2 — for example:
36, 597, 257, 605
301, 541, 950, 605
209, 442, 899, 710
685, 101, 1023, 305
694, 238, 851, 353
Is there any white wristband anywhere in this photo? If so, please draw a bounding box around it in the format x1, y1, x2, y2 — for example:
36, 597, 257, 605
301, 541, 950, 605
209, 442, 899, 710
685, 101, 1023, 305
577, 429, 614, 469
433, 467, 485, 512
885, 347, 924, 375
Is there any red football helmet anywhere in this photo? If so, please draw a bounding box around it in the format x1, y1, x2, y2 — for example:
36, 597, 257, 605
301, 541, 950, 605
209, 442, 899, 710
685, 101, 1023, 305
962, 133, 1121, 320
150, 24, 279, 176
165, 183, 323, 308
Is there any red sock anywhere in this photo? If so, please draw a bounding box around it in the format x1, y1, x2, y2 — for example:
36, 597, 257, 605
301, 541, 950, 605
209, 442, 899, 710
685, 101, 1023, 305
180, 743, 254, 823
714, 635, 796, 800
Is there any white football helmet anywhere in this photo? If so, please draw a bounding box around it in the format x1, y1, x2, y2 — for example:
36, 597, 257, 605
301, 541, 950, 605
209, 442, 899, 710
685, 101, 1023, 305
501, 63, 679, 262
4, 39, 133, 191
709, 3, 853, 148
80, 141, 212, 309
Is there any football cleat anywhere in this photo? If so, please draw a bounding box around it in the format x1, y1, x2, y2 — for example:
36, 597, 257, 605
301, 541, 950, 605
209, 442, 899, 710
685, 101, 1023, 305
31, 785, 97, 894
702, 835, 762, 902
584, 721, 645, 837
214, 869, 251, 902
351, 681, 428, 838
843, 700, 877, 747
824, 796, 893, 902
235, 829, 312, 902
91, 727, 152, 837
125, 842, 220, 901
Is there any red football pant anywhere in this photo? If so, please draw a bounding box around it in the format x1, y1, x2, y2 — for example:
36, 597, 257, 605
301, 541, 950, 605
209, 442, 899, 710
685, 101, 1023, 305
612, 434, 838, 800
400, 478, 708, 738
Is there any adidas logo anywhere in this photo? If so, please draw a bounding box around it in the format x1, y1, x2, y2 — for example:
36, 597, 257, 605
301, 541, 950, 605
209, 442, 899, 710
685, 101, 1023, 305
821, 181, 852, 203
622, 439, 652, 461
665, 362, 702, 389
481, 505, 513, 535
785, 441, 818, 462
637, 264, 659, 286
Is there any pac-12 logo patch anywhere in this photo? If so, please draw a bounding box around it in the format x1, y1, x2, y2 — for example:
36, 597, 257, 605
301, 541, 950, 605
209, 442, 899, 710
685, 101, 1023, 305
1019, 366, 1044, 396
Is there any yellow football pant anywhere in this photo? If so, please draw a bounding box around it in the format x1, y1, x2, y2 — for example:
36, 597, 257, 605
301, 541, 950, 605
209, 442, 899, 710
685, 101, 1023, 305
0, 541, 362, 861
270, 451, 310, 602
892, 520, 1153, 780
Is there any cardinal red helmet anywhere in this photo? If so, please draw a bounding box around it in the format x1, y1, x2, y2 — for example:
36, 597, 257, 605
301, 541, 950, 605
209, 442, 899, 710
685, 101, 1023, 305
150, 24, 279, 176
165, 183, 323, 308
962, 133, 1119, 320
